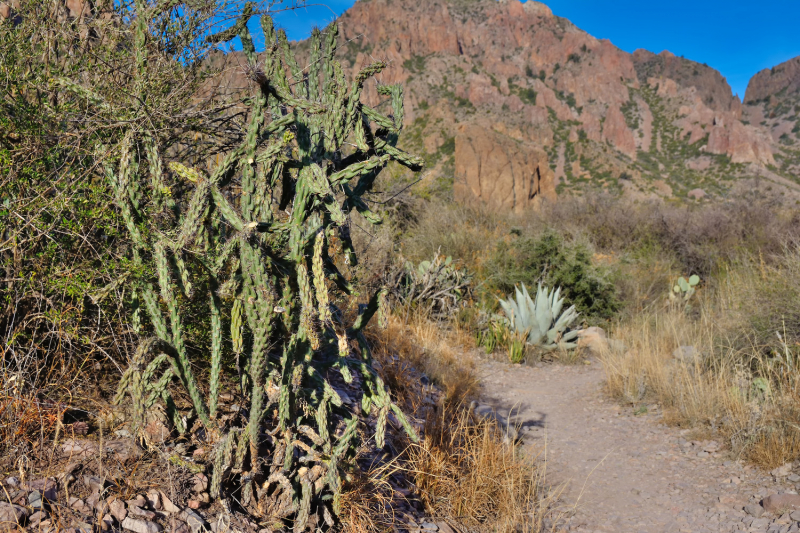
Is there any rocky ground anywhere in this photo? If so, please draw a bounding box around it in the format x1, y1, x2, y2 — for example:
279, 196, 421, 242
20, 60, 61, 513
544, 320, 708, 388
477, 355, 800, 533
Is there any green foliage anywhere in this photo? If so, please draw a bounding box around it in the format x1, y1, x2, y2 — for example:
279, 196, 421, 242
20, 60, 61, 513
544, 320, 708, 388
0, 0, 226, 390
488, 231, 620, 321
671, 275, 700, 302
108, 10, 422, 527
507, 333, 527, 364
497, 283, 580, 351
386, 252, 472, 319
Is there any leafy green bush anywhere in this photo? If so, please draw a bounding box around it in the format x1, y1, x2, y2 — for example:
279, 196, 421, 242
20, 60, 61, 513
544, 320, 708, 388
487, 231, 620, 321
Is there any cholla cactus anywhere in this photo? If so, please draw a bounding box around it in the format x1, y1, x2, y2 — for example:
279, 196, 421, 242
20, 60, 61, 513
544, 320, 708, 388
112, 7, 421, 529
498, 284, 579, 351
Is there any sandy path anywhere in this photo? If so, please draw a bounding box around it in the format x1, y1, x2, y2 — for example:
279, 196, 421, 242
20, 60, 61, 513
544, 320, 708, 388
476, 356, 799, 533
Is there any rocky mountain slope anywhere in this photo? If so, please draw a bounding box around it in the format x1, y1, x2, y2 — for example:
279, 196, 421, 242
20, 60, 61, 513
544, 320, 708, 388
744, 56, 800, 183
322, 0, 800, 209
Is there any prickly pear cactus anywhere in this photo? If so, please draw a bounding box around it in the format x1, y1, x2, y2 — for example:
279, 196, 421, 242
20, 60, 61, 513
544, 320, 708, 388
111, 7, 421, 530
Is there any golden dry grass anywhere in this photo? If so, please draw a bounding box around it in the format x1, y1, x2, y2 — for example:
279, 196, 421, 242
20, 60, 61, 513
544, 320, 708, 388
342, 313, 553, 532
601, 251, 800, 468
407, 409, 550, 532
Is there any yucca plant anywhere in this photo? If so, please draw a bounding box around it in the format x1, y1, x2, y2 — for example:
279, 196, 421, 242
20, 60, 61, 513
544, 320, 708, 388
498, 284, 579, 351
109, 4, 422, 530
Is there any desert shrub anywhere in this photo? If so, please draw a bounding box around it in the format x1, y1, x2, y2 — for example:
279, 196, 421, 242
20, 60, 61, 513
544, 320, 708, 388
487, 231, 620, 321
400, 201, 505, 264
536, 195, 800, 275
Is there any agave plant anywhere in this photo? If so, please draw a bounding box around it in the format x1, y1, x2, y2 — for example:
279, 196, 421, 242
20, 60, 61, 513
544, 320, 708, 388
498, 284, 579, 351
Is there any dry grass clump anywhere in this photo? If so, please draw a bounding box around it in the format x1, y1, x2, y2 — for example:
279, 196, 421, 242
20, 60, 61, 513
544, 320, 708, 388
408, 409, 548, 532
341, 313, 551, 532
601, 247, 800, 467
370, 314, 480, 408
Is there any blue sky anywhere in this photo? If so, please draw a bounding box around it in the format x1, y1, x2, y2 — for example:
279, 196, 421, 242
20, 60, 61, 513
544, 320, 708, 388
268, 0, 800, 99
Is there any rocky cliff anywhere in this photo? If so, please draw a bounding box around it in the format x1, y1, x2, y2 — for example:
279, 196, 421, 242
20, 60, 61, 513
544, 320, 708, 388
743, 56, 800, 182
323, 0, 799, 206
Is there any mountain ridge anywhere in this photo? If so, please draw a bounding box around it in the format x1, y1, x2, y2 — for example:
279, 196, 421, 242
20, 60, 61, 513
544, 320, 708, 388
322, 0, 800, 208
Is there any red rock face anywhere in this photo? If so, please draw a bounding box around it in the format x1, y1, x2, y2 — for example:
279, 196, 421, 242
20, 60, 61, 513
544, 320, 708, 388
745, 57, 800, 105
454, 123, 556, 212
602, 106, 637, 160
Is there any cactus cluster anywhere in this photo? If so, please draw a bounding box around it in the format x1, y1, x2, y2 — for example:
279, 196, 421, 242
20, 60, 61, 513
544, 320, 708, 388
111, 7, 420, 530
386, 251, 472, 318
671, 275, 701, 302
497, 284, 580, 352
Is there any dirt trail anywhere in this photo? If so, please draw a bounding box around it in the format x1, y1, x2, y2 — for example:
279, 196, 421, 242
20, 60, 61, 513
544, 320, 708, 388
477, 356, 799, 533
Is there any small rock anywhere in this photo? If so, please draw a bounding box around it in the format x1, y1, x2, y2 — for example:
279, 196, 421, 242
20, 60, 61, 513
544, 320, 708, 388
791, 510, 800, 521
763, 494, 800, 513
420, 523, 439, 531
83, 475, 107, 493
745, 503, 765, 517
158, 492, 181, 514
3, 477, 18, 488
28, 511, 47, 526
86, 492, 101, 509
697, 451, 709, 458
122, 517, 163, 533
129, 505, 156, 520
192, 474, 208, 493
170, 518, 191, 533
110, 499, 128, 521
0, 502, 29, 529
789, 474, 800, 483
146, 491, 161, 511
28, 490, 44, 510
192, 448, 206, 459
187, 500, 203, 510
179, 509, 207, 533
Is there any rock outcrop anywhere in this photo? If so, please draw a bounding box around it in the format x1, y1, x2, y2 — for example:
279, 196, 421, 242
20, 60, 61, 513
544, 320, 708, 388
742, 55, 800, 182
454, 123, 556, 212
745, 56, 800, 105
